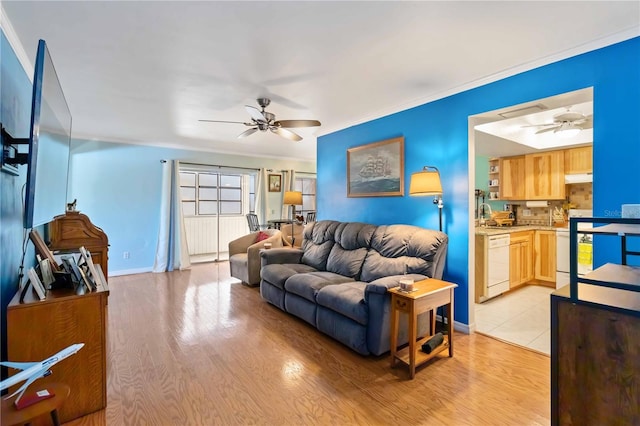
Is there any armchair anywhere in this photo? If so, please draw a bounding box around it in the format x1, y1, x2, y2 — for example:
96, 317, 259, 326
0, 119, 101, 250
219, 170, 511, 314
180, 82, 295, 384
281, 223, 305, 248
229, 229, 283, 286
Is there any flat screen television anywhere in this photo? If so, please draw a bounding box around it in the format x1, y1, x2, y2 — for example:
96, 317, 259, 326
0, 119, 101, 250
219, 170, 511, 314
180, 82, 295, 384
23, 39, 72, 228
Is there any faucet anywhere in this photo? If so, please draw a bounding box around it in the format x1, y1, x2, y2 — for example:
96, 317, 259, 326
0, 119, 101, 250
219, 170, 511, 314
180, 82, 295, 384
477, 203, 493, 225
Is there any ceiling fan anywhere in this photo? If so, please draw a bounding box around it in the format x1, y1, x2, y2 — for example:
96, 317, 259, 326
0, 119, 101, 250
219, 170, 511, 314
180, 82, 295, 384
199, 98, 321, 142
522, 108, 593, 136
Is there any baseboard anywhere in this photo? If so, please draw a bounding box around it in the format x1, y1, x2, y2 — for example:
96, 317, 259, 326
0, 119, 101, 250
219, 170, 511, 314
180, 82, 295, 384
108, 266, 153, 277
435, 314, 471, 334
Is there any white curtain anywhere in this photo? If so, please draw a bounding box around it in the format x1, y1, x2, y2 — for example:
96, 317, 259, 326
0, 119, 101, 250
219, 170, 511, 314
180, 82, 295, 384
153, 160, 191, 272
281, 169, 296, 220
254, 168, 269, 226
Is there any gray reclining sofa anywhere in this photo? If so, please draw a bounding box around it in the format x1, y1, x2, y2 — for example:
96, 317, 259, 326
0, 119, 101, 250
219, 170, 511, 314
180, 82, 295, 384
259, 220, 448, 355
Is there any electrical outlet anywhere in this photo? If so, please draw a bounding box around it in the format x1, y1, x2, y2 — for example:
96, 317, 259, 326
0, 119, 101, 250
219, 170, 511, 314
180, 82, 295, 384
522, 209, 532, 217
123, 251, 130, 259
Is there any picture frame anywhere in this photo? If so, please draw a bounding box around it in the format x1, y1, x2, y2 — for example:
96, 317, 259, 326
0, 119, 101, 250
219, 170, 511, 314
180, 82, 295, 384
347, 136, 404, 197
28, 267, 47, 301
29, 229, 61, 272
268, 174, 282, 192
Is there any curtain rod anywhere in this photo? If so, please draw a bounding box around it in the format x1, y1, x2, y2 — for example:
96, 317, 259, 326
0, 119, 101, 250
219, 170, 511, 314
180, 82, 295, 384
161, 160, 259, 172
267, 169, 316, 175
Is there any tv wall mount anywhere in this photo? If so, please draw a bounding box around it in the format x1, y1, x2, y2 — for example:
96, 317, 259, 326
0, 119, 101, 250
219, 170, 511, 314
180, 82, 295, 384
1, 126, 29, 175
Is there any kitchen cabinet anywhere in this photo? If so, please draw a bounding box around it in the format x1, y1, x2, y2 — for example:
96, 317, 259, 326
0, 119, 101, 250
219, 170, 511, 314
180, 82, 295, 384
525, 151, 565, 200
509, 231, 534, 288
499, 156, 526, 200
564, 146, 592, 174
534, 230, 556, 282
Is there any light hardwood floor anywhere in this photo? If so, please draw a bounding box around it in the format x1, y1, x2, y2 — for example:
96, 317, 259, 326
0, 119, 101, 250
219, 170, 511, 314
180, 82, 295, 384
65, 262, 550, 425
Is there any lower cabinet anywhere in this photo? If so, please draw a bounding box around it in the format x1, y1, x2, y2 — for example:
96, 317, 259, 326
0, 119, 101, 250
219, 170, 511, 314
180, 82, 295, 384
509, 231, 534, 288
534, 230, 557, 282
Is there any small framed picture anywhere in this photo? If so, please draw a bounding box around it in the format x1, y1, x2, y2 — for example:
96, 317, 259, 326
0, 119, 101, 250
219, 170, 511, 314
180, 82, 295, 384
268, 174, 282, 192
28, 267, 47, 301
29, 230, 60, 272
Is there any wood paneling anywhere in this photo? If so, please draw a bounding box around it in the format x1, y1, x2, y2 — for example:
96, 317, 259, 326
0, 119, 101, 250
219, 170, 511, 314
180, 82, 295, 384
525, 151, 565, 200
553, 298, 640, 425
535, 230, 557, 282
564, 146, 593, 174
499, 156, 526, 200
510, 230, 534, 288
59, 262, 550, 425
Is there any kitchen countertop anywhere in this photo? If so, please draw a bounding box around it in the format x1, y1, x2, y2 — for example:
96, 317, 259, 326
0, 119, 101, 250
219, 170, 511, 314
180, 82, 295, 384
475, 224, 566, 235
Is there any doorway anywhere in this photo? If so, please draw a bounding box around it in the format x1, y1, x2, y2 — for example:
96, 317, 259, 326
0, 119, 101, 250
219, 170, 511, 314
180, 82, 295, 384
468, 88, 594, 355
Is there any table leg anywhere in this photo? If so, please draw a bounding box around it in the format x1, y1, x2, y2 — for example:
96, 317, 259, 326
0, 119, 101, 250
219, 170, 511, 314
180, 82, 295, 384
448, 291, 454, 357
408, 304, 417, 379
390, 297, 399, 368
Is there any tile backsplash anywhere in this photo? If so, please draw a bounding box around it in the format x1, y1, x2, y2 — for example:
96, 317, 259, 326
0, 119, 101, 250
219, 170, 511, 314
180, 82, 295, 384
514, 183, 593, 226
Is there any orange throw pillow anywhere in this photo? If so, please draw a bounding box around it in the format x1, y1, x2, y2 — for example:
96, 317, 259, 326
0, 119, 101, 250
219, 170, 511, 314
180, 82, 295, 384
255, 231, 269, 243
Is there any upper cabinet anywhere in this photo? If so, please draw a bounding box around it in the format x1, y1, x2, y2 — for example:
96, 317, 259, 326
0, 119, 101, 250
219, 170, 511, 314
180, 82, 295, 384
525, 150, 565, 200
499, 156, 526, 200
564, 146, 593, 174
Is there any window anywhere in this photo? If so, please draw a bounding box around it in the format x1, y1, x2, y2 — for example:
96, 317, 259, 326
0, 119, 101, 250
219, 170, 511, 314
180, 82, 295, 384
294, 176, 316, 217
179, 171, 244, 216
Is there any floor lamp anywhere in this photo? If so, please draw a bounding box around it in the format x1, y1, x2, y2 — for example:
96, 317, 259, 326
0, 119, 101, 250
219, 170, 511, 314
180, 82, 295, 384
409, 166, 444, 231
409, 166, 446, 331
283, 191, 303, 246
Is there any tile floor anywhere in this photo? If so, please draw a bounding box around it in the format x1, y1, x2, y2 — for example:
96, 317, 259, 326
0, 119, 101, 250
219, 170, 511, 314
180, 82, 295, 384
474, 285, 555, 355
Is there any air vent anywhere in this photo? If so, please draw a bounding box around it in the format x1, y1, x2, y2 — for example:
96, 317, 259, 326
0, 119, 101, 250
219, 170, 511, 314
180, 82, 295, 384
499, 104, 548, 119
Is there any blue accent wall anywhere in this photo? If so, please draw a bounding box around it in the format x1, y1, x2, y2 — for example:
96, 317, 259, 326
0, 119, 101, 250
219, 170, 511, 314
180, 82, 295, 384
1, 30, 34, 366
318, 37, 640, 326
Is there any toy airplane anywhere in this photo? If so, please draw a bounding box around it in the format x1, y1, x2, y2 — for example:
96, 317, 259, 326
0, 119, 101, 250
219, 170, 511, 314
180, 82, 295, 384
0, 343, 84, 403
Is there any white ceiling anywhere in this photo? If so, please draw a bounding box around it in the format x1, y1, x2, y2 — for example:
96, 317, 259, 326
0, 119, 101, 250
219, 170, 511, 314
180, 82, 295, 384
474, 88, 594, 157
2, 2, 639, 161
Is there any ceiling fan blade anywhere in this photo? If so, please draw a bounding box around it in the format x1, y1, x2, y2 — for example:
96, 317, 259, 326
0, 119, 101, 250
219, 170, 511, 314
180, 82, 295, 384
535, 126, 559, 134
273, 119, 321, 128
199, 119, 253, 126
245, 105, 266, 122
237, 128, 259, 139
271, 127, 302, 142
521, 123, 555, 128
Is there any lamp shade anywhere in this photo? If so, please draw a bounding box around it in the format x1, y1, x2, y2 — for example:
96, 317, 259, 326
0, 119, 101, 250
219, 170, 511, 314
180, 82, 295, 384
409, 167, 443, 196
283, 191, 303, 205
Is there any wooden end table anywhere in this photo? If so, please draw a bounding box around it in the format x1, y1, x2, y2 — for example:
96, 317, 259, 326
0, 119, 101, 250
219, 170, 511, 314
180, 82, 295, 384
1, 382, 70, 426
389, 278, 457, 379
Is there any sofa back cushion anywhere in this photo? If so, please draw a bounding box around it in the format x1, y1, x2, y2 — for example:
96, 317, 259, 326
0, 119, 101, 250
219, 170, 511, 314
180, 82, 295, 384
360, 224, 448, 282
300, 220, 341, 271
326, 222, 376, 279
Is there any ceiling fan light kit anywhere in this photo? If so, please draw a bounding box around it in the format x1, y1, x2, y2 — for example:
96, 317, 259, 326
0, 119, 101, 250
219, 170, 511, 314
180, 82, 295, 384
524, 107, 592, 138
199, 98, 321, 141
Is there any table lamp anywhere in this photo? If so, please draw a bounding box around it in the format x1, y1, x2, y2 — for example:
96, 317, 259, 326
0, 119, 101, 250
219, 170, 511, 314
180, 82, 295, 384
409, 166, 444, 231
283, 191, 303, 246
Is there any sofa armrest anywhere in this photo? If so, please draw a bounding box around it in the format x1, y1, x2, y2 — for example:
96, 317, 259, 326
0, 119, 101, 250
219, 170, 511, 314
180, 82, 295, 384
364, 274, 428, 296
260, 247, 304, 266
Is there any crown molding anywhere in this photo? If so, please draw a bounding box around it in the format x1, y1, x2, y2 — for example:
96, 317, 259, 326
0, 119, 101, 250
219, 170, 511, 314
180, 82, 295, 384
319, 27, 640, 137
0, 5, 33, 82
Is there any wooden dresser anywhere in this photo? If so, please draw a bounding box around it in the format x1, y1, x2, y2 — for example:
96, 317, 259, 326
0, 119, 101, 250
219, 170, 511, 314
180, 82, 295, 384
48, 211, 109, 278
7, 278, 108, 423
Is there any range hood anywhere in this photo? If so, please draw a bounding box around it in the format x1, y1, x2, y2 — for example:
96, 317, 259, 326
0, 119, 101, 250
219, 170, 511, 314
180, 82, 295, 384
565, 173, 593, 184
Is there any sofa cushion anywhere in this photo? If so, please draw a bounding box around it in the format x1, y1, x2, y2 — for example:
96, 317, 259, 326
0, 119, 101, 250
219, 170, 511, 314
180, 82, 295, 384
255, 231, 270, 242
325, 222, 375, 279
316, 281, 368, 325
261, 263, 317, 290
284, 272, 354, 302
361, 224, 448, 282
300, 221, 341, 270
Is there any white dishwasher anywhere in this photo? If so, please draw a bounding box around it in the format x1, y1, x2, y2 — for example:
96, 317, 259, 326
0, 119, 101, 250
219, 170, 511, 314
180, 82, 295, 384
486, 234, 510, 299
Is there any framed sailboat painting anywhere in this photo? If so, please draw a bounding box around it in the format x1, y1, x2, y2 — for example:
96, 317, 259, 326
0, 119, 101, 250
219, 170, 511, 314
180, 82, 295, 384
347, 137, 404, 197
